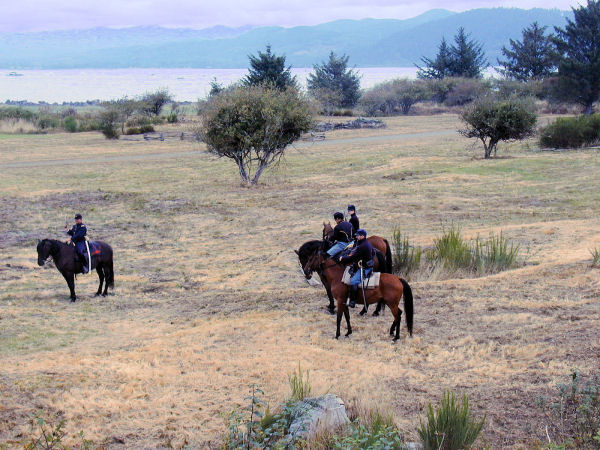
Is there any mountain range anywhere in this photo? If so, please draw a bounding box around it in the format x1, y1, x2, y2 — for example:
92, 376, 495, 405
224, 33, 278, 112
0, 8, 572, 69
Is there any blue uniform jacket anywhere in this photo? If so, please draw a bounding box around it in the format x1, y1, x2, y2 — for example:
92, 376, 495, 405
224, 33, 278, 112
340, 238, 374, 269
332, 221, 353, 243
67, 223, 87, 252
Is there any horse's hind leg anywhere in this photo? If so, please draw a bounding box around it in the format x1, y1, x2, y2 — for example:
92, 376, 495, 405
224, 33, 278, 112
389, 305, 402, 341
95, 265, 104, 296
343, 306, 352, 337
373, 299, 385, 316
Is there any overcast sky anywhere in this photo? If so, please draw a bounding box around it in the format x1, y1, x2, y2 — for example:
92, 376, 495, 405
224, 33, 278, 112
1, 0, 582, 33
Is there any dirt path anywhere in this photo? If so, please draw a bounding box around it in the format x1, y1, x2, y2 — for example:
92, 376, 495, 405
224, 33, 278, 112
0, 130, 456, 169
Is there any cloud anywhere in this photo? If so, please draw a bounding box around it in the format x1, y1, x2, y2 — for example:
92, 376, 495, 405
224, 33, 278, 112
0, 0, 580, 33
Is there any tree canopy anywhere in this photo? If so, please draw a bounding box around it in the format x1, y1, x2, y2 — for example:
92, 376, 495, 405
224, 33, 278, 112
307, 52, 361, 109
553, 0, 600, 114
497, 22, 558, 81
418, 28, 487, 79
244, 45, 297, 90
460, 97, 537, 159
199, 85, 313, 185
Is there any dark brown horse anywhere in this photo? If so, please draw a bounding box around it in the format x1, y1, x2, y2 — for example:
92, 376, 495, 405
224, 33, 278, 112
322, 222, 393, 273
303, 251, 413, 341
296, 240, 387, 315
37, 239, 114, 302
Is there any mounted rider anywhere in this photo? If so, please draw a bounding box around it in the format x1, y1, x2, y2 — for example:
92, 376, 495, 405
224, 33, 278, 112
326, 212, 354, 258
339, 229, 374, 308
65, 213, 88, 273
347, 204, 359, 238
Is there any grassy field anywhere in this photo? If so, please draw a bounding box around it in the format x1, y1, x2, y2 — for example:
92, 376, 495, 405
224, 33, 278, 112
1, 115, 599, 448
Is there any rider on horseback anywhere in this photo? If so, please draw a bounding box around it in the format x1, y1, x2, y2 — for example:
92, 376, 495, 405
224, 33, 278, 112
66, 213, 88, 274
339, 229, 374, 308
326, 212, 353, 259
347, 204, 359, 238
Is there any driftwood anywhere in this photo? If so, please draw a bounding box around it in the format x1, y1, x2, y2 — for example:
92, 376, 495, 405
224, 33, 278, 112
313, 117, 386, 133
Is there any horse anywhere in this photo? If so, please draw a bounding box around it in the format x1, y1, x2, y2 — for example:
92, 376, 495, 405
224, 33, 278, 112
302, 251, 413, 341
296, 240, 388, 315
322, 222, 393, 273
37, 239, 114, 302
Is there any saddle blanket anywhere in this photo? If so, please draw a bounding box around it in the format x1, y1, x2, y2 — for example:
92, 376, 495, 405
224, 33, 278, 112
341, 266, 380, 289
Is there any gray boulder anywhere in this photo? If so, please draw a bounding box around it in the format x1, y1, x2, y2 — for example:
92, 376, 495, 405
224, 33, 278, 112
287, 394, 350, 439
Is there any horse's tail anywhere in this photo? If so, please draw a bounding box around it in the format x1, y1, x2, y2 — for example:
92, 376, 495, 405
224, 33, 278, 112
399, 278, 413, 336
376, 250, 387, 274
383, 238, 393, 273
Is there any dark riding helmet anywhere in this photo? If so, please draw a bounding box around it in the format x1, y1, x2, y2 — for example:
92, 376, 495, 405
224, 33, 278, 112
74, 213, 82, 220
333, 212, 344, 220
347, 204, 355, 212
356, 228, 367, 237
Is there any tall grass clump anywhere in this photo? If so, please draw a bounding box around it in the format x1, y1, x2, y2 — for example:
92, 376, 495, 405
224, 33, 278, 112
432, 224, 473, 272
418, 391, 485, 450
289, 363, 312, 402
590, 247, 600, 268
329, 409, 405, 449
392, 227, 422, 276
473, 232, 520, 274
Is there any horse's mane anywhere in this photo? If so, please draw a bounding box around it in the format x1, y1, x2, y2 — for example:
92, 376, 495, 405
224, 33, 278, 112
298, 240, 323, 257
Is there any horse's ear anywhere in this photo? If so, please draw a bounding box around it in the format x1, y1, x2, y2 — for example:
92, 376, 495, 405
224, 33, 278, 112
294, 249, 299, 255
323, 221, 326, 226
37, 239, 41, 244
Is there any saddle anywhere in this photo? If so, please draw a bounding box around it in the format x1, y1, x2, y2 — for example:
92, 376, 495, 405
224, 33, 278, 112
341, 266, 380, 289
73, 241, 101, 273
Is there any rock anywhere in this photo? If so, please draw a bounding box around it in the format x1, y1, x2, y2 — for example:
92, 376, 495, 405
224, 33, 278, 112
287, 394, 350, 439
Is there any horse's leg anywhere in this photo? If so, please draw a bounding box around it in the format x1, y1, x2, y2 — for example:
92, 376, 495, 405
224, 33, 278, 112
389, 304, 401, 341
336, 307, 343, 339
373, 299, 385, 316
95, 264, 104, 296
63, 272, 76, 302
325, 286, 335, 314
344, 306, 352, 337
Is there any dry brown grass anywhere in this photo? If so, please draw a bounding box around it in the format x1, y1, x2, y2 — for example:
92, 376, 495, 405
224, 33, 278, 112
1, 115, 599, 448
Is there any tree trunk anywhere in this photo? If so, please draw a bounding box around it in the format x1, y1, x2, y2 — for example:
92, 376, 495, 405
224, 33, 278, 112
236, 159, 252, 186
584, 103, 594, 115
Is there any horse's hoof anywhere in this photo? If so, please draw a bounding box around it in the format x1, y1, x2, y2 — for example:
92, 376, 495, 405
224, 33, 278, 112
335, 335, 340, 340
70, 299, 76, 303
359, 309, 367, 316
345, 331, 352, 337
372, 311, 379, 317
94, 293, 100, 297
102, 293, 108, 297
393, 337, 399, 342
328, 308, 335, 315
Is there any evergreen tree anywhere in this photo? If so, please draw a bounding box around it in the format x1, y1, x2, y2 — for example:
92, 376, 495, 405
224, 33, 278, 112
417, 38, 453, 79
498, 22, 558, 81
244, 45, 297, 90
553, 0, 600, 114
450, 27, 488, 78
417, 28, 487, 79
307, 52, 361, 108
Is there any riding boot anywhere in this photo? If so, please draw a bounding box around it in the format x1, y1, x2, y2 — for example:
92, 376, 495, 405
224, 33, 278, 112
348, 285, 357, 308
79, 254, 88, 274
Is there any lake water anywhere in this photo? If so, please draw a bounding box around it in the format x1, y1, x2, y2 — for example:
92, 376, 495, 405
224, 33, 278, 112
0, 67, 418, 103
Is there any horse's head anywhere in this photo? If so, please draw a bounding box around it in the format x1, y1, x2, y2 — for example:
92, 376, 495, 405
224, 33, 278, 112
296, 240, 326, 279
322, 221, 333, 241
37, 239, 51, 266
301, 250, 326, 280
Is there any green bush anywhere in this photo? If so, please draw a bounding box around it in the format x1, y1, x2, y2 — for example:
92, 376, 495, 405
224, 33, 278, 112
418, 391, 485, 450
139, 125, 155, 133
433, 225, 473, 271
472, 232, 520, 274
99, 109, 120, 139
330, 410, 405, 449
125, 127, 141, 135
167, 112, 178, 123
591, 247, 600, 268
0, 106, 37, 122
539, 114, 600, 149
392, 227, 422, 276
62, 116, 78, 132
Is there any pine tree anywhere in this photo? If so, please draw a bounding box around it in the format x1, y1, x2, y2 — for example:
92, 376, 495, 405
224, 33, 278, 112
244, 45, 297, 90
307, 52, 361, 108
417, 38, 453, 79
553, 0, 600, 114
450, 27, 487, 78
498, 22, 558, 81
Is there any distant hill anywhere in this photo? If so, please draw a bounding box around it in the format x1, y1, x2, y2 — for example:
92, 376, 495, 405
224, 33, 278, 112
0, 8, 571, 69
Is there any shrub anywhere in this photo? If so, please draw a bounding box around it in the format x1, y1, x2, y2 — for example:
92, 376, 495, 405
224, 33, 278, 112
472, 232, 520, 274
329, 410, 405, 449
544, 371, 600, 447
62, 116, 78, 132
167, 112, 178, 123
591, 247, 600, 267
444, 78, 491, 107
418, 391, 485, 450
539, 114, 600, 149
432, 224, 473, 272
359, 79, 430, 116
139, 125, 155, 133
125, 127, 141, 135
392, 227, 422, 276
99, 109, 120, 139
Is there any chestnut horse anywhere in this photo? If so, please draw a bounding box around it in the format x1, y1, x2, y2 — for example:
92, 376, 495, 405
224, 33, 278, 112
322, 222, 393, 273
303, 251, 413, 341
296, 240, 387, 315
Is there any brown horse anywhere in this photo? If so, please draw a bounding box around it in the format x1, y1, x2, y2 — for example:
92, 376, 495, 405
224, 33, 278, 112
322, 222, 393, 273
303, 251, 413, 341
296, 240, 387, 315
